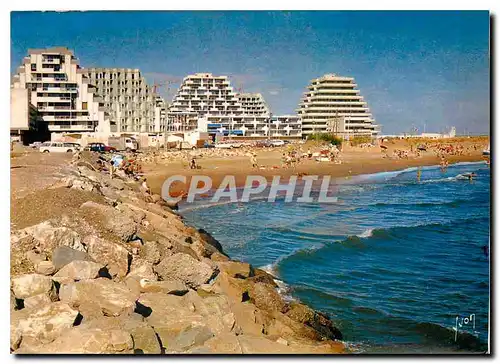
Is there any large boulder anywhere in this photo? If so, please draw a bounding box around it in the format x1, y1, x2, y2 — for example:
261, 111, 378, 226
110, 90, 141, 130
52, 246, 92, 271
80, 201, 137, 242
285, 302, 343, 341
13, 221, 86, 253
84, 235, 131, 278
12, 302, 79, 344
130, 325, 162, 354
11, 274, 55, 300
127, 258, 157, 281
59, 278, 139, 317
34, 260, 56, 276
217, 261, 254, 279
139, 241, 163, 265
139, 279, 189, 295
54, 260, 104, 281
16, 327, 134, 354
136, 292, 207, 347
153, 253, 217, 289
167, 325, 215, 353
248, 282, 287, 314
23, 293, 53, 309
202, 333, 243, 354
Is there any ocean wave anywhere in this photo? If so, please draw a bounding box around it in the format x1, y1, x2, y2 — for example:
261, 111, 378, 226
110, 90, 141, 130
371, 198, 470, 208
273, 216, 489, 269
358, 228, 374, 238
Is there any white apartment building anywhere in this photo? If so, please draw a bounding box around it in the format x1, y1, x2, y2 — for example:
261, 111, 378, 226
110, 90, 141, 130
11, 47, 109, 136
297, 74, 380, 138
83, 67, 166, 133
169, 73, 302, 137
236, 93, 270, 116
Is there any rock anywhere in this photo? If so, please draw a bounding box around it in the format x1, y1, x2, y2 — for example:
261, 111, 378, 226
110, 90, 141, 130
218, 261, 254, 279
23, 293, 53, 309
80, 201, 137, 242
52, 246, 92, 271
18, 327, 134, 354
203, 333, 243, 353
198, 228, 224, 253
22, 221, 85, 252
285, 302, 343, 341
168, 325, 214, 352
127, 258, 157, 281
151, 194, 161, 203
110, 329, 134, 351
130, 326, 162, 354
107, 178, 126, 191
154, 253, 216, 289
54, 260, 104, 281
26, 250, 47, 265
100, 186, 120, 201
249, 282, 287, 313
85, 235, 131, 278
211, 252, 230, 262
13, 302, 79, 344
11, 274, 55, 299
236, 335, 293, 354
139, 279, 189, 295
71, 179, 94, 192
277, 337, 288, 346
59, 278, 139, 317
139, 241, 162, 265
35, 260, 56, 275
137, 292, 206, 346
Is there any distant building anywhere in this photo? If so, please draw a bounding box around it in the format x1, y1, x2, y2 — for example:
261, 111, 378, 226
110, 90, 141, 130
169, 73, 302, 137
11, 47, 109, 140
236, 93, 270, 116
83, 67, 166, 133
297, 74, 380, 138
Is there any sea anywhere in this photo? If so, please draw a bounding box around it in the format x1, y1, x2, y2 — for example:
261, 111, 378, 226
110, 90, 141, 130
180, 161, 490, 353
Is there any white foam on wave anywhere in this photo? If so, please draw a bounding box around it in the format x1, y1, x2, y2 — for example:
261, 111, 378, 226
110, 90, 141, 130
358, 228, 374, 238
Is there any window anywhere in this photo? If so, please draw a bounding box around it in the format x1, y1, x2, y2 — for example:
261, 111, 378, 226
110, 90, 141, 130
82, 102, 88, 110
31, 64, 37, 72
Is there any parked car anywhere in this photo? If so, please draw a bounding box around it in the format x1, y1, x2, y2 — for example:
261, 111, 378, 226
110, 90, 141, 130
85, 142, 117, 153
214, 142, 233, 149
203, 142, 216, 148
270, 140, 285, 147
29, 141, 43, 149
39, 142, 78, 153
108, 136, 138, 152
255, 140, 273, 148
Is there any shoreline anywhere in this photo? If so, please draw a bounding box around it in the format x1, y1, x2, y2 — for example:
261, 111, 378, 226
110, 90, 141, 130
175, 159, 490, 353
145, 153, 487, 198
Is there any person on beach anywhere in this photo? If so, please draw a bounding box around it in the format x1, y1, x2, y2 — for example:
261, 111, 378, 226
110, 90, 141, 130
250, 153, 258, 168
189, 156, 197, 169
417, 167, 422, 182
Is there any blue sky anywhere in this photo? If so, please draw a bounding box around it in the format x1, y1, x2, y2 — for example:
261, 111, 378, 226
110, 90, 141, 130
11, 11, 490, 134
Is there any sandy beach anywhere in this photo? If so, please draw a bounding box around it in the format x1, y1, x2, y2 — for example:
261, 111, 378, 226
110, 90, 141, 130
143, 137, 489, 197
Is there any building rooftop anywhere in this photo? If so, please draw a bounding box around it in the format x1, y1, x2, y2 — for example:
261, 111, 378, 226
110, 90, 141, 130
28, 47, 74, 56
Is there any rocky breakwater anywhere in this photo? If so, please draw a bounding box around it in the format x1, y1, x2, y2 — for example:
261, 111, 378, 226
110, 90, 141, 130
10, 161, 344, 354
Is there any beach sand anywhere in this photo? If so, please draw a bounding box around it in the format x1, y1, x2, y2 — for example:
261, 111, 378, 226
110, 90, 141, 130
144, 137, 489, 197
